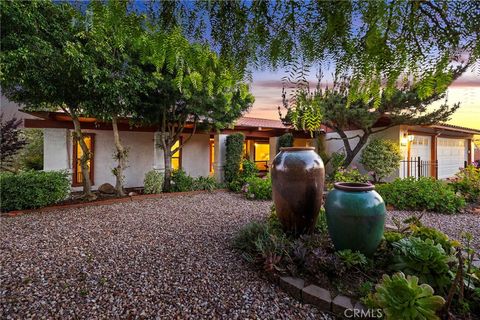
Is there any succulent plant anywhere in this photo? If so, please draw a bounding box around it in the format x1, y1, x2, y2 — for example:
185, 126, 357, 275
371, 272, 445, 320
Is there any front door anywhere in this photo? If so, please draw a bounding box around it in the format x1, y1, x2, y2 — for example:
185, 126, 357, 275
408, 135, 431, 177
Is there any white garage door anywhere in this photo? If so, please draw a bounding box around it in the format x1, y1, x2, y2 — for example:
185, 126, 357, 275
401, 135, 431, 178
437, 138, 466, 179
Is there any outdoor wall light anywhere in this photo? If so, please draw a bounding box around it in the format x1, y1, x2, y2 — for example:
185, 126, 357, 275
408, 134, 415, 141
401, 133, 408, 146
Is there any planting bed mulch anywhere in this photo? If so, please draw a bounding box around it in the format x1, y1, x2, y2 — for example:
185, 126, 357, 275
0, 191, 326, 319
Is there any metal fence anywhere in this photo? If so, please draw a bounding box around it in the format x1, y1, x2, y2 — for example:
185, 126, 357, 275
400, 157, 438, 179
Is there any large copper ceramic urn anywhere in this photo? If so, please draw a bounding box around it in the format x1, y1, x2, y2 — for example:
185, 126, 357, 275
271, 147, 325, 236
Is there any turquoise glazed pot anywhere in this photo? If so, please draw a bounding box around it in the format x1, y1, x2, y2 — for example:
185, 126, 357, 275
271, 147, 325, 237
325, 182, 385, 255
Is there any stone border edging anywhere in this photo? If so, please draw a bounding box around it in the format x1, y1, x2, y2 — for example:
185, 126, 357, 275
2, 189, 228, 218
278, 276, 367, 319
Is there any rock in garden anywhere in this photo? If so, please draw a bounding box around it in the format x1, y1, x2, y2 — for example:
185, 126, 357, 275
98, 183, 116, 194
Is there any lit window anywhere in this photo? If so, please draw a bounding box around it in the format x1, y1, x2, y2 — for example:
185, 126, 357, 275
254, 142, 270, 171
73, 134, 94, 186
171, 139, 181, 170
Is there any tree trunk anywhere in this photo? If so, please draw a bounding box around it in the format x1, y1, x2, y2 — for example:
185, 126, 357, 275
71, 115, 96, 200
111, 116, 126, 197
337, 129, 371, 168
163, 148, 173, 192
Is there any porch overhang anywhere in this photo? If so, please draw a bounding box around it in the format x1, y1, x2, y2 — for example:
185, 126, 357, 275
22, 111, 313, 138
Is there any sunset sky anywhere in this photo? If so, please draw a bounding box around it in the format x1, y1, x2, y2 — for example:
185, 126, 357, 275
247, 68, 480, 130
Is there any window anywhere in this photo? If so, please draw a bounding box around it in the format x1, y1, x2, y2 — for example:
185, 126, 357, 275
73, 134, 94, 186
209, 139, 215, 174
254, 141, 270, 171
171, 138, 182, 170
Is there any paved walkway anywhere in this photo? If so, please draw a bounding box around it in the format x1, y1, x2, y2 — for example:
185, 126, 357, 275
0, 191, 321, 319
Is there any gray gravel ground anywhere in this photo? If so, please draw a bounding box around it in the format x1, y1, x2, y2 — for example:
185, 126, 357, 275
0, 191, 324, 319
385, 210, 480, 252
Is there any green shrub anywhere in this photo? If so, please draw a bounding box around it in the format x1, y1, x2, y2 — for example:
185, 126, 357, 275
336, 249, 368, 269
143, 170, 163, 194
410, 225, 457, 254
360, 138, 402, 182
244, 176, 272, 200
376, 177, 465, 214
391, 237, 453, 292
233, 220, 288, 271
327, 151, 345, 179
19, 129, 43, 170
327, 167, 369, 189
0, 170, 70, 211
171, 169, 194, 192
192, 176, 218, 191
229, 159, 258, 192
451, 165, 480, 203
224, 133, 245, 183
277, 133, 293, 153
368, 272, 445, 320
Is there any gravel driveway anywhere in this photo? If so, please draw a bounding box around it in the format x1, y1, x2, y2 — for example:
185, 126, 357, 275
0, 191, 322, 319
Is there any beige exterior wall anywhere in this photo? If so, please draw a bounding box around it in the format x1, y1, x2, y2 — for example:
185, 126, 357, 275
325, 126, 401, 181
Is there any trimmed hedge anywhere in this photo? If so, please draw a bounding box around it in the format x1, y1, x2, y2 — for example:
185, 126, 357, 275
376, 177, 465, 214
0, 170, 70, 212
224, 133, 245, 183
277, 133, 293, 153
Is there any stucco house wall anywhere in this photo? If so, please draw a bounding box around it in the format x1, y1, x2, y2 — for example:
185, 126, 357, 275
325, 126, 401, 181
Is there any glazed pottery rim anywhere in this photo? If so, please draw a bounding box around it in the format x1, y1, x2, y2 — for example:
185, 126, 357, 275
334, 182, 375, 192
280, 147, 315, 151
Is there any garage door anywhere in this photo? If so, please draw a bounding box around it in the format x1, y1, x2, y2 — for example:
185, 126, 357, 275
437, 138, 466, 179
401, 135, 431, 178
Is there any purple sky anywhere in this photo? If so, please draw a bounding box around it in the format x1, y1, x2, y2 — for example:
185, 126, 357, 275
247, 68, 480, 130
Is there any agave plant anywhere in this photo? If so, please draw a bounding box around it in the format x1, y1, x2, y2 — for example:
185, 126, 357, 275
372, 272, 445, 320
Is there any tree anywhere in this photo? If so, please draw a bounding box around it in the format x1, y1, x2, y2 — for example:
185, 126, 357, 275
82, 0, 145, 196
135, 28, 254, 191
280, 65, 463, 167
0, 114, 26, 171
144, 1, 479, 100
0, 1, 97, 199
277, 133, 294, 153
360, 138, 401, 183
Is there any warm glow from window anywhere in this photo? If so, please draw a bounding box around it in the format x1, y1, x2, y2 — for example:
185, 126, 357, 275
254, 142, 270, 171
171, 140, 180, 170
74, 135, 92, 185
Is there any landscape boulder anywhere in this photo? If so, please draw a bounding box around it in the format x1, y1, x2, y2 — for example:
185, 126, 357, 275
98, 183, 116, 194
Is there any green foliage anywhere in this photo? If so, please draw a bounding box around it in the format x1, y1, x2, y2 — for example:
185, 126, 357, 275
328, 167, 369, 189
410, 225, 456, 254
360, 139, 401, 182
276, 133, 294, 153
170, 170, 218, 193
376, 177, 465, 214
143, 170, 163, 194
170, 169, 195, 192
451, 165, 480, 203
336, 249, 368, 269
19, 129, 43, 171
225, 133, 245, 184
229, 159, 258, 192
391, 237, 453, 292
232, 220, 288, 271
370, 272, 445, 320
384, 231, 406, 244
244, 176, 272, 200
192, 176, 218, 192
0, 170, 70, 211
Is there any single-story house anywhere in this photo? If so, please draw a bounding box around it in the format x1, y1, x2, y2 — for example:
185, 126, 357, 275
22, 111, 479, 189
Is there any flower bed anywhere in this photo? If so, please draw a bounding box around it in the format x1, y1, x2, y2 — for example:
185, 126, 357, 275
233, 207, 480, 319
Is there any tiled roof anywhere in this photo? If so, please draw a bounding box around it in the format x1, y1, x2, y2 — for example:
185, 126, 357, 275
432, 123, 480, 134
235, 117, 290, 129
